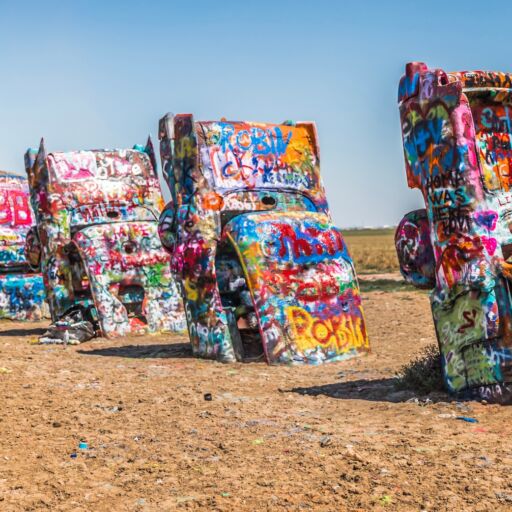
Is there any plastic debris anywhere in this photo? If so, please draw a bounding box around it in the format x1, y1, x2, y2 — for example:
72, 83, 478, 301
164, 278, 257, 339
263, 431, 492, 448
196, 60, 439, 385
495, 492, 512, 503
456, 416, 479, 423
204, 393, 212, 401
252, 438, 264, 445
176, 496, 196, 504
0, 367, 12, 374
79, 441, 88, 450
380, 495, 392, 506
39, 307, 95, 344
320, 435, 332, 447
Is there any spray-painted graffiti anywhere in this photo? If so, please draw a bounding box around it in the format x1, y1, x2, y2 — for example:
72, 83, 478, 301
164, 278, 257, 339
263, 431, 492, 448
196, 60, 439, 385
395, 209, 436, 289
25, 140, 185, 338
0, 171, 47, 320
396, 62, 512, 402
158, 114, 369, 364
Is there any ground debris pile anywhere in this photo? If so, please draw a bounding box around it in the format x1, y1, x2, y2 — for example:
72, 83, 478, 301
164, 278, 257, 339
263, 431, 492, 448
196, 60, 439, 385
39, 307, 95, 344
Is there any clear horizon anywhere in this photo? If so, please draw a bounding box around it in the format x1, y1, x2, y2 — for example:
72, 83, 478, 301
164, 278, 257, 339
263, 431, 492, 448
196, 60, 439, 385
1, 0, 510, 227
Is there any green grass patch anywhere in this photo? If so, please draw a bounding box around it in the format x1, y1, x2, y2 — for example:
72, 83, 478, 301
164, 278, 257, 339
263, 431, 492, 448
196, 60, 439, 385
358, 279, 421, 293
343, 228, 396, 237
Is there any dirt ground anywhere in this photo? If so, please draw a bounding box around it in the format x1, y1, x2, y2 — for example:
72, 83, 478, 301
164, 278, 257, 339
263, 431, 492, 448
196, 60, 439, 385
1, 285, 512, 511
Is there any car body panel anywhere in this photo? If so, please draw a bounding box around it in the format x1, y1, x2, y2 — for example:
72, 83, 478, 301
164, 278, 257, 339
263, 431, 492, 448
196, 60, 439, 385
395, 209, 436, 289
397, 62, 512, 402
0, 171, 46, 320
223, 211, 368, 364
158, 113, 369, 363
25, 141, 185, 338
72, 221, 184, 336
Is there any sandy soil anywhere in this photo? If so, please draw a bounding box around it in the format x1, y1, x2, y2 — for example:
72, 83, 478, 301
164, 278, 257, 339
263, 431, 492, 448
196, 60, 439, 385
1, 288, 512, 511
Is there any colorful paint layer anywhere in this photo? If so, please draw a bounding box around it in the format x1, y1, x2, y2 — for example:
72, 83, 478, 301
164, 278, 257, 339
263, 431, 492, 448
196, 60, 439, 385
158, 114, 369, 364
25, 140, 185, 338
0, 171, 46, 320
396, 62, 512, 402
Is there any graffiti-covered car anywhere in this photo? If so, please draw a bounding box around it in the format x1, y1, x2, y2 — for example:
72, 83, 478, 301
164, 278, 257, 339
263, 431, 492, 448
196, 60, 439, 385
396, 61, 512, 402
158, 113, 369, 364
24, 139, 185, 339
0, 171, 46, 320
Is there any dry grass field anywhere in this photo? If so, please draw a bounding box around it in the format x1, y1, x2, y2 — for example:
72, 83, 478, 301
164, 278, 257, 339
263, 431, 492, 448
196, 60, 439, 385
343, 228, 399, 275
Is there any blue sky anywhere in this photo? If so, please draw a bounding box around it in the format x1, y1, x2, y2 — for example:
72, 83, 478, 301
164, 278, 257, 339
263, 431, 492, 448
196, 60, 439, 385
1, 0, 511, 227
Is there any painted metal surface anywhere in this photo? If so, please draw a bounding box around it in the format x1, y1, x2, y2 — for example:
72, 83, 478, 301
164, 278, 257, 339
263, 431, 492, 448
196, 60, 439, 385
395, 209, 435, 290
396, 62, 512, 402
158, 114, 369, 364
0, 171, 46, 320
25, 140, 185, 338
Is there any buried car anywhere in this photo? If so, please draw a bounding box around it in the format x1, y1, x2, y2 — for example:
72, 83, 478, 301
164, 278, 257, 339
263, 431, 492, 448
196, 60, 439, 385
396, 61, 512, 403
24, 139, 185, 340
158, 113, 369, 364
0, 171, 46, 320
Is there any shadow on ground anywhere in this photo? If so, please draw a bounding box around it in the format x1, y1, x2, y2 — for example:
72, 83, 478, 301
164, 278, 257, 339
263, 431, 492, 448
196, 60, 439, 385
78, 343, 193, 359
0, 327, 47, 337
290, 377, 450, 403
